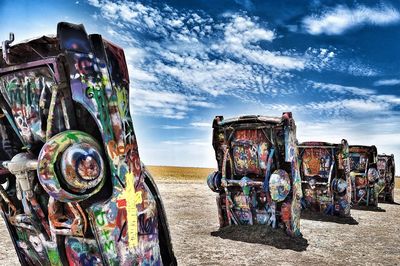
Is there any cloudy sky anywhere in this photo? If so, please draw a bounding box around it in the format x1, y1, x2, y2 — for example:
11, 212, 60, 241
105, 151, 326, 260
1, 0, 400, 171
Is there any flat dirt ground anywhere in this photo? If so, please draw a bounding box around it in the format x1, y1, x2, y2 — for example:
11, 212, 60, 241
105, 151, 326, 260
1, 167, 399, 265
158, 181, 400, 265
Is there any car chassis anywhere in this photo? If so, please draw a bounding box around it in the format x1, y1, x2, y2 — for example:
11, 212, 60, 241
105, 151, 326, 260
298, 140, 352, 217
208, 113, 302, 237
0, 22, 176, 265
377, 154, 395, 203
349, 145, 380, 207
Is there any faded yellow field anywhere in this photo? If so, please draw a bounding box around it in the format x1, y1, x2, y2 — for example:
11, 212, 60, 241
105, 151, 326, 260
146, 165, 216, 182
147, 166, 400, 188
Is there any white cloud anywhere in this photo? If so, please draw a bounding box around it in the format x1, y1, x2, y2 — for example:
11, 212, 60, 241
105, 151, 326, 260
88, 0, 394, 121
312, 82, 375, 97
310, 97, 394, 112
167, 18, 185, 28
304, 47, 379, 76
87, 0, 101, 7
224, 15, 275, 45
297, 118, 400, 146
190, 122, 210, 128
128, 65, 158, 82
303, 99, 388, 112
375, 94, 400, 104
188, 139, 209, 146
161, 140, 183, 145
266, 81, 400, 115
234, 49, 305, 70
346, 64, 379, 77
160, 125, 184, 130
131, 89, 212, 119
374, 79, 400, 86
217, 15, 305, 70
341, 99, 388, 112
154, 55, 259, 96
303, 4, 400, 35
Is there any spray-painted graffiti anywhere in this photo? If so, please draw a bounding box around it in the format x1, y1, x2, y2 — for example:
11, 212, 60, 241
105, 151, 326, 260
65, 237, 102, 265
0, 22, 176, 265
208, 113, 302, 237
0, 67, 54, 144
348, 145, 379, 207
377, 154, 395, 203
107, 140, 136, 159
298, 141, 352, 216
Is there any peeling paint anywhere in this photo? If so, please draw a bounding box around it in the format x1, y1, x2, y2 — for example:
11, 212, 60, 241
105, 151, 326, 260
298, 140, 352, 216
0, 22, 176, 265
208, 113, 302, 237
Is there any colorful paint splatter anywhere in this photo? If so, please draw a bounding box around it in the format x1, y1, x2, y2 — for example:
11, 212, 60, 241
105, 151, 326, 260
377, 154, 395, 203
348, 145, 379, 207
298, 141, 352, 216
208, 113, 302, 236
0, 22, 176, 265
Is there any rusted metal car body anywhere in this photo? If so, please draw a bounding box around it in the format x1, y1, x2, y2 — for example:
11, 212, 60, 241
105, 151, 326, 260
298, 141, 352, 217
207, 113, 302, 237
377, 154, 395, 203
0, 22, 176, 265
349, 145, 380, 207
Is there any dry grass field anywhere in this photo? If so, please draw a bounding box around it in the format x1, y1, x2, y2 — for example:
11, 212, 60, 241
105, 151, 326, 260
146, 165, 216, 181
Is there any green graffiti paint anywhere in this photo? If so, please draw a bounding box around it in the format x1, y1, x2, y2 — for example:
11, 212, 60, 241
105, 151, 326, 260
102, 231, 115, 253
94, 209, 107, 226
115, 86, 128, 119
47, 247, 62, 266
16, 229, 29, 242
85, 84, 114, 141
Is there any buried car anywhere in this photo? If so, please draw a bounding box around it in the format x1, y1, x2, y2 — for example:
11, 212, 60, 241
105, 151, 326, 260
298, 141, 352, 217
0, 22, 176, 265
349, 145, 381, 207
207, 113, 302, 237
377, 154, 396, 203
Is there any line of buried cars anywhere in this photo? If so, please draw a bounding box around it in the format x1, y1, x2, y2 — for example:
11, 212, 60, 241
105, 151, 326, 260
207, 113, 396, 236
0, 22, 396, 265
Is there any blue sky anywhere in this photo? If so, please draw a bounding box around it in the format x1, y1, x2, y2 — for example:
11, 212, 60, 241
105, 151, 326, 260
1, 0, 400, 171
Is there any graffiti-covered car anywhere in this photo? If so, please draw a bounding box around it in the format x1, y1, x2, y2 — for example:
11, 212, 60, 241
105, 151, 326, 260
377, 154, 396, 203
0, 22, 176, 265
349, 145, 381, 207
298, 141, 352, 217
207, 113, 302, 236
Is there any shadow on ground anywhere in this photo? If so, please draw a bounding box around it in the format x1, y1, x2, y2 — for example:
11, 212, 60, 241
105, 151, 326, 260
352, 205, 386, 212
211, 225, 308, 252
301, 211, 359, 225
379, 201, 400, 205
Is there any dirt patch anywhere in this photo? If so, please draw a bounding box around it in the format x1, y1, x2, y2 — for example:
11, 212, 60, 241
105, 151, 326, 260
1, 181, 399, 265
158, 181, 400, 265
0, 220, 20, 265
